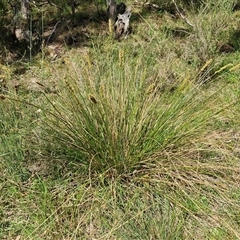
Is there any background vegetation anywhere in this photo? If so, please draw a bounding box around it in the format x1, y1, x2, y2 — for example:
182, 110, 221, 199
1, 0, 240, 239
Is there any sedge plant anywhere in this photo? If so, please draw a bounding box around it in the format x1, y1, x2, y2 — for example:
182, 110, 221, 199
34, 46, 235, 177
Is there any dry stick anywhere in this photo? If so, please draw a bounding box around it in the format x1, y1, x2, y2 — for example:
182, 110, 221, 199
45, 20, 61, 46
172, 0, 195, 27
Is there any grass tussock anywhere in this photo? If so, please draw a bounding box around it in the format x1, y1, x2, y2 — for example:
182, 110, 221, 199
35, 47, 232, 176
12, 45, 236, 239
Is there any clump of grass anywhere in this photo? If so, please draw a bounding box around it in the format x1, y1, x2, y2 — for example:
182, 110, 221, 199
176, 0, 236, 64
28, 43, 240, 236
35, 46, 233, 177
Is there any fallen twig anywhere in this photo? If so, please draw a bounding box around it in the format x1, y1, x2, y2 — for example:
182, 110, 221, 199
45, 20, 61, 46
172, 0, 195, 27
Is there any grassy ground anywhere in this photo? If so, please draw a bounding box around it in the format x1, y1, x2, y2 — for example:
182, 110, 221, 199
1, 1, 240, 239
